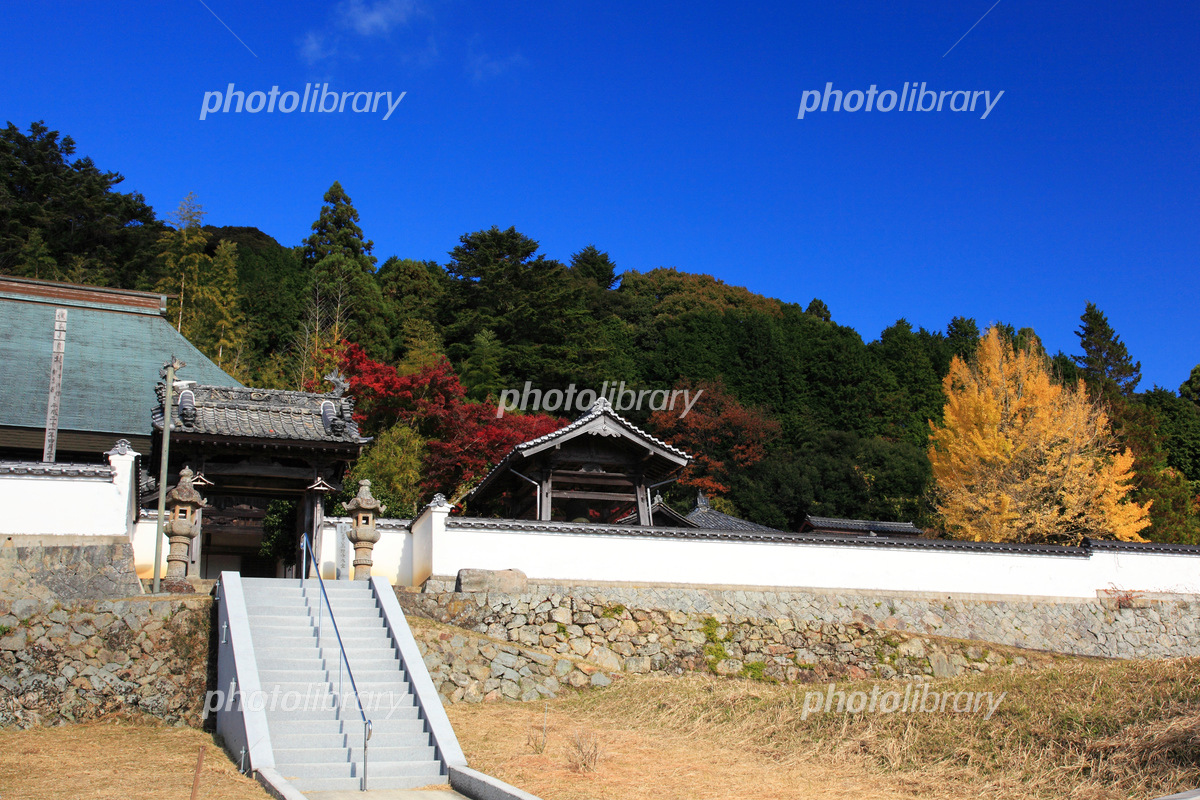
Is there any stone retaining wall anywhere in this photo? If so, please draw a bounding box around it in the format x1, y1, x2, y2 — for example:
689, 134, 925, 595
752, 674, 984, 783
0, 536, 143, 602
0, 594, 211, 728
407, 577, 1200, 661
399, 580, 1073, 685
409, 618, 617, 704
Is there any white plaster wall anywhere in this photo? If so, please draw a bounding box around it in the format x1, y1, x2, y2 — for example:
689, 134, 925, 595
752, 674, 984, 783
318, 519, 416, 586
131, 517, 169, 580
433, 524, 1200, 599
0, 452, 137, 538
0, 476, 126, 536
1089, 550, 1200, 595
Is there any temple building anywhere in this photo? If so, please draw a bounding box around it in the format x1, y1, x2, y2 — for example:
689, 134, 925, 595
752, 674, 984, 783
0, 277, 367, 578
151, 379, 367, 576
468, 398, 690, 525
0, 276, 238, 461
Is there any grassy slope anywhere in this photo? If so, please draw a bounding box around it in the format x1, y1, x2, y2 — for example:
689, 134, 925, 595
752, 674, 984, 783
448, 658, 1200, 800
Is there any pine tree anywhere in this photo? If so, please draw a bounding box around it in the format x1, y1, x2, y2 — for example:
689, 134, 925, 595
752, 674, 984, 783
945, 317, 980, 362
569, 245, 618, 290
805, 298, 832, 322
1180, 365, 1200, 406
929, 327, 1150, 544
13, 230, 58, 281
1073, 302, 1141, 397
442, 226, 585, 385
302, 182, 390, 355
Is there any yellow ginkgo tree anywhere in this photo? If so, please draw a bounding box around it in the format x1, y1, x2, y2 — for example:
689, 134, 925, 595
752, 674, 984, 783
928, 327, 1150, 545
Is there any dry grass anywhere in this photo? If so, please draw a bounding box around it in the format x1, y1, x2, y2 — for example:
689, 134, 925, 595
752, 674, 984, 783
0, 721, 273, 800
447, 658, 1200, 800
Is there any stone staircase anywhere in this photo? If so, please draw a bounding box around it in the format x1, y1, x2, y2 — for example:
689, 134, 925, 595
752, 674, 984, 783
241, 578, 448, 792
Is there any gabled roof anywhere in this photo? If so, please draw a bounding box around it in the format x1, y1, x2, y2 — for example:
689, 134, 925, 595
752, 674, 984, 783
0, 277, 241, 438
801, 515, 922, 536
685, 492, 782, 532
152, 383, 366, 447
469, 397, 691, 500
513, 397, 690, 461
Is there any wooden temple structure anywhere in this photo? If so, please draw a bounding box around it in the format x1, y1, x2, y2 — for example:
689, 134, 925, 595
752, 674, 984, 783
468, 398, 691, 525
152, 375, 367, 577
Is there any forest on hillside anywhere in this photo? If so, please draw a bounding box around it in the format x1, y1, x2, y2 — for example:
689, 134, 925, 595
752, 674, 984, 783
4, 121, 1199, 541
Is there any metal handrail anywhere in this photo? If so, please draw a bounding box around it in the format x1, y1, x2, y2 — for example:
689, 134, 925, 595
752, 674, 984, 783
301, 533, 373, 791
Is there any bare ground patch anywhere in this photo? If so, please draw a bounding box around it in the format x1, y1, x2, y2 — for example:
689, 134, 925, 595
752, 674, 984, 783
0, 721, 273, 800
447, 659, 1200, 800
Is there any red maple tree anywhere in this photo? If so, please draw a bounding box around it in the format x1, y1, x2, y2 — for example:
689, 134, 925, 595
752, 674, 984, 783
338, 343, 564, 498
647, 380, 780, 497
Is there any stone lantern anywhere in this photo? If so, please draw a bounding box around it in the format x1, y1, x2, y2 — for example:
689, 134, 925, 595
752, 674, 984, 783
345, 480, 385, 580
164, 466, 206, 579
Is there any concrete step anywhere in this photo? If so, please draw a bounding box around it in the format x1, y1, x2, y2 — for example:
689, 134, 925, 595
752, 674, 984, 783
289, 774, 449, 793
249, 625, 390, 642
270, 731, 432, 750
254, 647, 400, 665
253, 680, 414, 705
254, 681, 338, 697
273, 744, 437, 765
335, 668, 408, 682
254, 660, 328, 674
264, 704, 420, 722
254, 650, 403, 673
252, 626, 390, 640
250, 634, 396, 650
268, 719, 429, 738
239, 576, 445, 787
303, 612, 387, 625
254, 646, 403, 666
250, 602, 380, 615
298, 592, 381, 604
282, 759, 445, 780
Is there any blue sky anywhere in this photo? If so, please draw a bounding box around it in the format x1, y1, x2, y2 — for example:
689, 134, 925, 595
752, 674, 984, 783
4, 1, 1197, 389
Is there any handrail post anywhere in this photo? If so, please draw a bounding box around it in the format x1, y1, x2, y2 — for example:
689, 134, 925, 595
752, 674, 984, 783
362, 720, 372, 790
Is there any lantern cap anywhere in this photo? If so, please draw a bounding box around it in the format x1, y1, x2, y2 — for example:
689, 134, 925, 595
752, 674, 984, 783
346, 479, 385, 515
165, 465, 207, 508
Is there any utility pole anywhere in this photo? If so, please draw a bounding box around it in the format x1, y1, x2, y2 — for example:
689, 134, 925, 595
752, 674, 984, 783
153, 356, 185, 593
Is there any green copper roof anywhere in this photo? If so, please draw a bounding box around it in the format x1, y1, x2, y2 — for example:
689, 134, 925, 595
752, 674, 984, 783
0, 289, 242, 437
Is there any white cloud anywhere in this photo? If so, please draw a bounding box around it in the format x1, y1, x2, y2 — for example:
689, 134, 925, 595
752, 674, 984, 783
337, 0, 418, 36
466, 49, 526, 82
298, 31, 337, 64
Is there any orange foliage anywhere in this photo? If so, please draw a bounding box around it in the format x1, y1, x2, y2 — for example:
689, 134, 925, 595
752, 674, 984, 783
928, 328, 1149, 544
